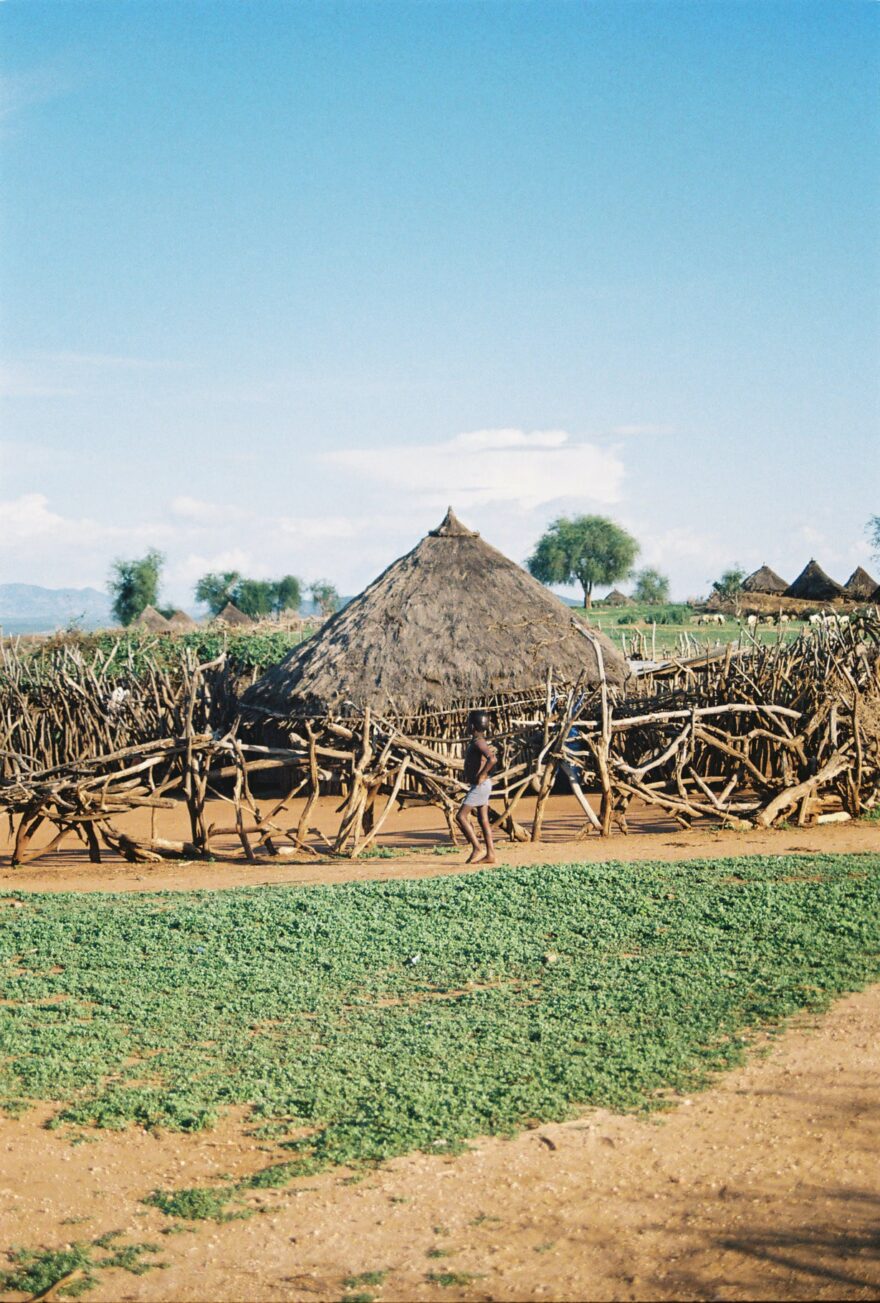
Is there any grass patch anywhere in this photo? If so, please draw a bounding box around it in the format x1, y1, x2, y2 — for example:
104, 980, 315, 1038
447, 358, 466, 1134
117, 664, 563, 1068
344, 1270, 388, 1288
144, 1185, 245, 1222
1, 854, 878, 1189
0, 1232, 163, 1299
426, 1270, 479, 1287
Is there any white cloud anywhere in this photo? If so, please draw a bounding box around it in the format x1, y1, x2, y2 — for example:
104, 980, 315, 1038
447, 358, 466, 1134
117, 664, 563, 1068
325, 428, 625, 510
3, 493, 67, 541
170, 496, 247, 524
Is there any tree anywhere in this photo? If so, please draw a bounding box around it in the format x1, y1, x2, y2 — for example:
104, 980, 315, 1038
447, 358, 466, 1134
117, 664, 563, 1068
527, 516, 639, 609
711, 566, 746, 600
195, 571, 302, 618
632, 567, 670, 604
273, 575, 302, 615
310, 580, 340, 617
869, 515, 880, 560
234, 579, 276, 619
108, 549, 163, 626
194, 571, 241, 617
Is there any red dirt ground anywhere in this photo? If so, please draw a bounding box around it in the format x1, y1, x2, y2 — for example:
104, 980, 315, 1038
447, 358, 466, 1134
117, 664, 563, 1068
2, 793, 877, 893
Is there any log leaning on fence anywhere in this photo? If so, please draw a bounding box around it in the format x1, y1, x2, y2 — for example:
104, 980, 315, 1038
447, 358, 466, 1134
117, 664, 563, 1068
0, 616, 878, 864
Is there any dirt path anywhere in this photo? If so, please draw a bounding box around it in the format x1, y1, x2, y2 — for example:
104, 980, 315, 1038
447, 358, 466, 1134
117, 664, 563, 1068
2, 986, 878, 1302
2, 795, 877, 894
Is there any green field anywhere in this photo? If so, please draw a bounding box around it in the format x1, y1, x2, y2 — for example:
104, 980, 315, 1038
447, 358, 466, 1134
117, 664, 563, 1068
2, 854, 878, 1194
584, 601, 803, 655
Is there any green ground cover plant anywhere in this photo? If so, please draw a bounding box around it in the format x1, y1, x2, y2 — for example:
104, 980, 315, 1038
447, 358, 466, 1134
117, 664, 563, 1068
1, 855, 878, 1183
19, 626, 309, 678
0, 1232, 163, 1298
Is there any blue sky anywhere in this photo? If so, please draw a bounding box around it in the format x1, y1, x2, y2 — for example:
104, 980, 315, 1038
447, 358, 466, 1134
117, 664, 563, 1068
2, 0, 878, 605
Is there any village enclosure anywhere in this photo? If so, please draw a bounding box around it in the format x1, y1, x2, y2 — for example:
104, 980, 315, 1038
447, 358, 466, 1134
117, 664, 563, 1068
1, 510, 879, 869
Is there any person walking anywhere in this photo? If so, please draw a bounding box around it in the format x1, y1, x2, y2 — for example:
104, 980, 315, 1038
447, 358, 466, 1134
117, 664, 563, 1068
456, 709, 497, 864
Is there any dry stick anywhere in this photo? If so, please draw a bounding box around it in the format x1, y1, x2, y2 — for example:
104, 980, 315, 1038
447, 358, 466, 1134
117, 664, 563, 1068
295, 725, 320, 849
578, 630, 614, 835
232, 760, 256, 863
754, 750, 853, 828
351, 757, 410, 858
531, 681, 585, 842
334, 707, 372, 852
491, 770, 534, 842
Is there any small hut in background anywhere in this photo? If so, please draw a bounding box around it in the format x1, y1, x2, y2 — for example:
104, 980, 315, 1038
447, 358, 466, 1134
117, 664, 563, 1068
604, 589, 633, 607
134, 605, 172, 633
216, 602, 254, 627
784, 560, 846, 602
742, 564, 788, 595
166, 609, 198, 631
844, 567, 878, 601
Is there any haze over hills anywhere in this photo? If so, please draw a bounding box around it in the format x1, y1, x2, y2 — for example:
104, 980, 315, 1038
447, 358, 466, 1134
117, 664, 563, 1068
0, 584, 113, 634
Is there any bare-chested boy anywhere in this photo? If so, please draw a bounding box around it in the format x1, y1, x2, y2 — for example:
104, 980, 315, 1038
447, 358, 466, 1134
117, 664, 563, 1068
456, 710, 497, 864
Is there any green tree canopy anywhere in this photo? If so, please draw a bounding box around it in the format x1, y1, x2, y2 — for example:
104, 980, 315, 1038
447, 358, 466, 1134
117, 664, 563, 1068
869, 515, 880, 560
309, 580, 341, 617
711, 566, 746, 600
108, 549, 164, 626
233, 579, 276, 619
194, 572, 302, 618
527, 516, 639, 609
273, 575, 302, 614
194, 571, 241, 617
632, 567, 670, 604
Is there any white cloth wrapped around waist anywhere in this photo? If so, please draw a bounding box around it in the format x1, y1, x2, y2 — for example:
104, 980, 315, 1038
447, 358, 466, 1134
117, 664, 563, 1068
462, 779, 492, 807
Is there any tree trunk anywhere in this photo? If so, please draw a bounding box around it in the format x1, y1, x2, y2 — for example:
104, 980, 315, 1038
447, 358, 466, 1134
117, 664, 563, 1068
583, 584, 592, 610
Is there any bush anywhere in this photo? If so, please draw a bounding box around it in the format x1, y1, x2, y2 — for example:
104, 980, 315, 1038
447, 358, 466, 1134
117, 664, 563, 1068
655, 606, 689, 626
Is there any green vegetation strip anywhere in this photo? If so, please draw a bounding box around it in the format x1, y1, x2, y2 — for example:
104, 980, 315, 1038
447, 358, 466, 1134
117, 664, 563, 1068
1, 856, 878, 1188
0, 1232, 163, 1299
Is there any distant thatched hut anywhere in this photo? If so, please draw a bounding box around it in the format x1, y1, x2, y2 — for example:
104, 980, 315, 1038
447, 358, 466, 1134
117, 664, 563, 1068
134, 605, 172, 633
784, 560, 846, 602
166, 609, 198, 631
742, 564, 788, 595
844, 567, 878, 601
245, 508, 626, 721
216, 602, 254, 627
604, 589, 633, 608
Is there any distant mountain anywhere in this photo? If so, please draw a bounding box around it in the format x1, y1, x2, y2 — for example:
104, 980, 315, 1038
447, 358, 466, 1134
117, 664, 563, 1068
0, 584, 113, 634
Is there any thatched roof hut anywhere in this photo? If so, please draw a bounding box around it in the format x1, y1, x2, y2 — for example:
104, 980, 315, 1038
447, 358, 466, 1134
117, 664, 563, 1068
784, 560, 846, 602
216, 602, 254, 627
742, 564, 788, 595
604, 589, 633, 607
844, 567, 878, 601
134, 605, 172, 633
166, 609, 198, 630
244, 508, 627, 720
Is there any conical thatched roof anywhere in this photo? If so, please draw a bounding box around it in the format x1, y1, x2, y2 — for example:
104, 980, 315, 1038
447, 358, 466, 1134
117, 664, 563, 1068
216, 602, 254, 627
844, 566, 878, 600
244, 509, 627, 719
784, 560, 846, 602
605, 589, 633, 607
134, 605, 172, 632
742, 564, 788, 595
166, 608, 198, 630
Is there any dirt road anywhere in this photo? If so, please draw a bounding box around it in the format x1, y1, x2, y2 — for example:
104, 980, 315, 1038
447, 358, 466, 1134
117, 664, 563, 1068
2, 793, 877, 894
